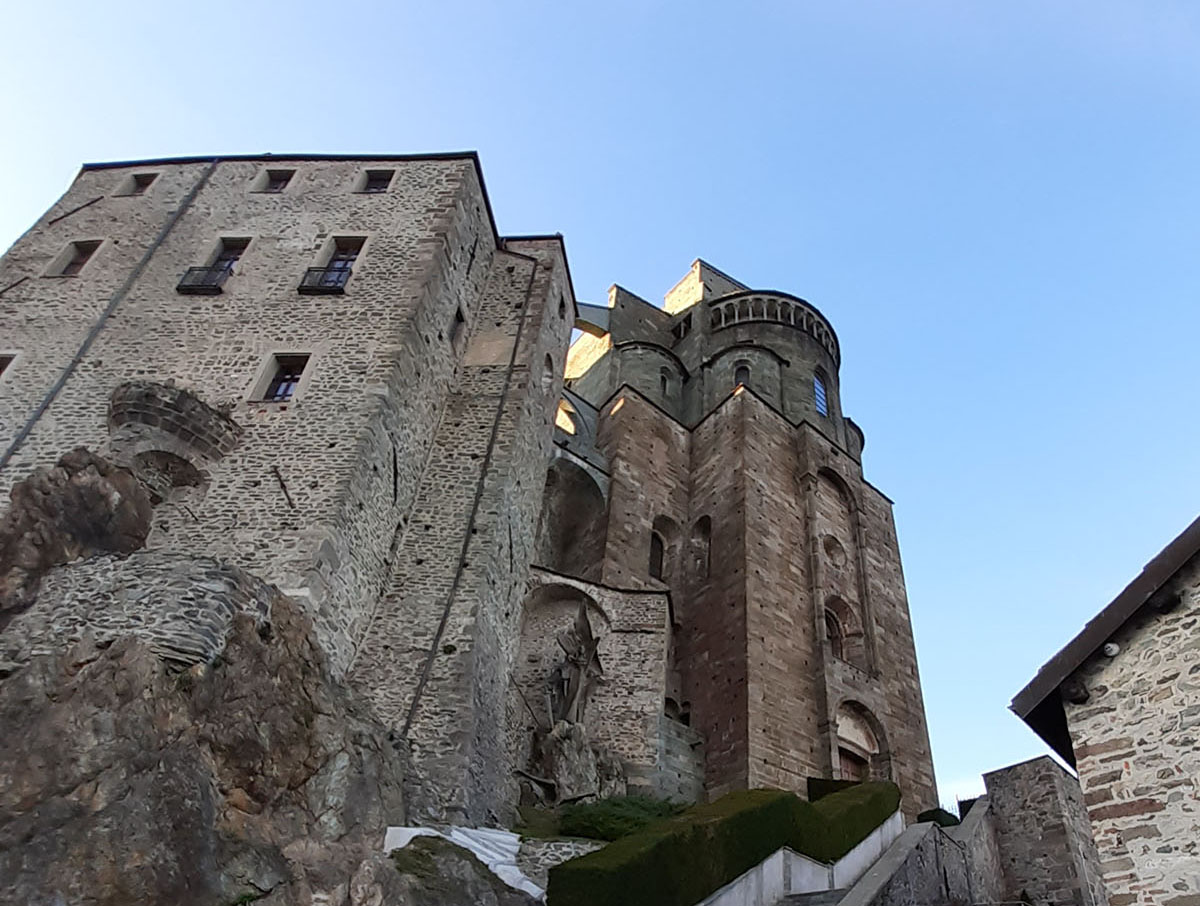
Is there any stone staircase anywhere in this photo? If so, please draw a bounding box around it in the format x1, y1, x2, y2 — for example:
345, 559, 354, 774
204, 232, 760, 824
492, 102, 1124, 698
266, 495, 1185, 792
779, 889, 848, 906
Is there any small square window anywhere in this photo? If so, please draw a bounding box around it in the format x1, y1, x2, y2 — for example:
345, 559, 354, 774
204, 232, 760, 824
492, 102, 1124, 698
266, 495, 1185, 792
264, 169, 294, 193
57, 240, 102, 276
129, 173, 157, 195
116, 172, 158, 195
361, 170, 393, 194
260, 354, 310, 402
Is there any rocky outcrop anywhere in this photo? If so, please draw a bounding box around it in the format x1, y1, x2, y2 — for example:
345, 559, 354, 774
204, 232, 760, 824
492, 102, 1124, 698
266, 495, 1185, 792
530, 721, 626, 803
349, 837, 538, 906
0, 448, 152, 628
0, 595, 407, 906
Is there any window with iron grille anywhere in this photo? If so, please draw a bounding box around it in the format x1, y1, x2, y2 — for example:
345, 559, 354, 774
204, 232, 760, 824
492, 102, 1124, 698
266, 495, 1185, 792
361, 170, 393, 193
58, 240, 101, 276
299, 237, 364, 293
262, 355, 310, 402
213, 238, 249, 273
814, 373, 828, 416
264, 169, 294, 193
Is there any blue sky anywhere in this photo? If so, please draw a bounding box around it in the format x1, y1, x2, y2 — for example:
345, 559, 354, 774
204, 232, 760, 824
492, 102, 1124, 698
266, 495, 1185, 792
5, 1, 1200, 805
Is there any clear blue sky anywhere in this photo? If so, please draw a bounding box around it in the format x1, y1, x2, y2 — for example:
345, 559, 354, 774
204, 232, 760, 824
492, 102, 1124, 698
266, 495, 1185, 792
5, 1, 1199, 806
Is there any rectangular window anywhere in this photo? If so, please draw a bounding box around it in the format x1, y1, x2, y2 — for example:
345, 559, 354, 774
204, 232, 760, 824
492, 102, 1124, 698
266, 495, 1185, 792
59, 240, 101, 276
0, 355, 13, 378
264, 169, 294, 193
814, 375, 829, 416
212, 238, 250, 273
129, 173, 157, 194
262, 355, 310, 402
361, 170, 394, 193
299, 236, 364, 293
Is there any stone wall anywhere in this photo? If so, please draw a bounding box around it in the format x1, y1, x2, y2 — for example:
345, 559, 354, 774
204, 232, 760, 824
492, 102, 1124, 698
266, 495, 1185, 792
984, 756, 1109, 906
513, 569, 672, 798
1064, 551, 1200, 906
0, 155, 496, 678
1, 550, 276, 672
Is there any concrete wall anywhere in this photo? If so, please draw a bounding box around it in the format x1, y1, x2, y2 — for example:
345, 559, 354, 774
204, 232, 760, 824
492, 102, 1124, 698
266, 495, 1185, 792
1063, 552, 1200, 906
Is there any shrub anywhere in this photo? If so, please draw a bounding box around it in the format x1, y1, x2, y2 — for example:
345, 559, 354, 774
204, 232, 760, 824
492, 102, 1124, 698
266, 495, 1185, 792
917, 807, 960, 827
547, 782, 901, 906
559, 795, 685, 841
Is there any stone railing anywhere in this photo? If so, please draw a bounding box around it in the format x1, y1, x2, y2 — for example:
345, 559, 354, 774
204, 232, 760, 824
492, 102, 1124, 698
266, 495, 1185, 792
707, 292, 839, 363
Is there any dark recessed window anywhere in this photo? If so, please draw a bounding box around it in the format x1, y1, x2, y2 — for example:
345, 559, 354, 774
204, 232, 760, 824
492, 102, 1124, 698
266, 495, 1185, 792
814, 373, 828, 416
649, 532, 665, 580
734, 364, 750, 389
362, 170, 393, 193
129, 173, 157, 195
826, 609, 844, 660
264, 169, 295, 193
450, 306, 465, 346
0, 355, 13, 378
672, 314, 692, 341
59, 240, 101, 276
263, 355, 310, 402
213, 238, 249, 273
300, 236, 365, 293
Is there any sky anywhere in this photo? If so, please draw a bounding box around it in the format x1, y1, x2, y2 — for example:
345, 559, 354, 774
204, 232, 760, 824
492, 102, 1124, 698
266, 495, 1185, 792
4, 1, 1200, 807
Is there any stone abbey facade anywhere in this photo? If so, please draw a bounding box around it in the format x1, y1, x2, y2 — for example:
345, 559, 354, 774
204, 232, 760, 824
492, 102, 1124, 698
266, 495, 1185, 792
0, 153, 936, 827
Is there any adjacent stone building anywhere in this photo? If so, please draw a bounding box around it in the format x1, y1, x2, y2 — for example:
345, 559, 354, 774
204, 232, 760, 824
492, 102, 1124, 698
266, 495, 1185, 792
1014, 516, 1200, 905
0, 155, 937, 827
530, 260, 938, 817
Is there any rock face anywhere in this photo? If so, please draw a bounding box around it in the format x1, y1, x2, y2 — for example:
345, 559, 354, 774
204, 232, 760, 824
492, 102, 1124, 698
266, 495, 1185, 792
349, 837, 538, 906
0, 595, 408, 906
0, 447, 152, 628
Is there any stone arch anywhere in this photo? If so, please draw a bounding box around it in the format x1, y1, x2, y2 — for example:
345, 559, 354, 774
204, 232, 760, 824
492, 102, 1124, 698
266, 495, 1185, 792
650, 514, 681, 582
825, 595, 867, 670
132, 450, 207, 506
516, 583, 609, 731
835, 701, 891, 782
534, 458, 608, 580
541, 353, 556, 394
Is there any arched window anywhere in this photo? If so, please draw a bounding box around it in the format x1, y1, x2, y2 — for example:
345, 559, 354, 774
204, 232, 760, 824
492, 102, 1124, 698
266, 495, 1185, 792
649, 531, 665, 580
693, 515, 712, 579
734, 364, 750, 388
660, 368, 671, 397
825, 609, 844, 660
814, 372, 828, 416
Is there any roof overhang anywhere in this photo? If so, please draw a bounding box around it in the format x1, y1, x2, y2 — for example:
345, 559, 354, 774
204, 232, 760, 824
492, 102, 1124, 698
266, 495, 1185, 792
1011, 512, 1200, 764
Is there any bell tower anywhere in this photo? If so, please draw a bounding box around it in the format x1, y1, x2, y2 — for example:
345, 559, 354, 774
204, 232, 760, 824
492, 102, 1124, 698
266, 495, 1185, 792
560, 260, 937, 817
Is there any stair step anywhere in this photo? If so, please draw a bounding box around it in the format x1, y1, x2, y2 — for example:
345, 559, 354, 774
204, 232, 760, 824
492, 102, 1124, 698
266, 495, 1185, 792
780, 890, 848, 906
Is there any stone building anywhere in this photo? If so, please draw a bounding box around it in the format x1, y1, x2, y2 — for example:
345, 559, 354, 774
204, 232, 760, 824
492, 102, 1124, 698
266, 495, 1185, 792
0, 154, 936, 828
526, 259, 938, 817
1013, 516, 1200, 905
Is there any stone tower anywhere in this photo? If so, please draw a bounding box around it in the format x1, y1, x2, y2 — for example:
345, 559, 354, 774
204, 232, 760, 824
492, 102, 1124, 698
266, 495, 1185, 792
0, 155, 936, 826
540, 260, 937, 816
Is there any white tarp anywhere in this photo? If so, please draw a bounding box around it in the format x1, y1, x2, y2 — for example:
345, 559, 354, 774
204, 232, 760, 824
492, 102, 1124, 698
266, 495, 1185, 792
384, 825, 545, 901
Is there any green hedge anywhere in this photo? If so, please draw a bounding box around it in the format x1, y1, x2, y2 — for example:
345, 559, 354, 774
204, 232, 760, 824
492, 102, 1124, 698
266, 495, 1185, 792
559, 795, 686, 841
806, 777, 860, 802
917, 807, 960, 827
546, 783, 900, 906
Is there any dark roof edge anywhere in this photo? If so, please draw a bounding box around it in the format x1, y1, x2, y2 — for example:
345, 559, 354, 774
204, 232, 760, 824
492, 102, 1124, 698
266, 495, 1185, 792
80, 150, 483, 170
1011, 512, 1200, 721
79, 151, 503, 251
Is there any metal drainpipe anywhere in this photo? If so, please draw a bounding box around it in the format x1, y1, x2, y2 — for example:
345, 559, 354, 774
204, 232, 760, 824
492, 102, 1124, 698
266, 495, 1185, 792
0, 159, 220, 474
401, 249, 540, 739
